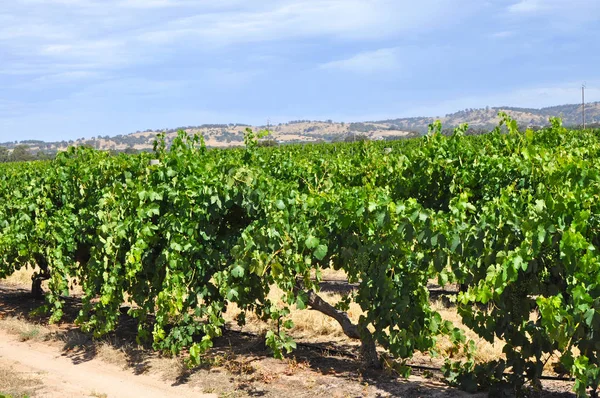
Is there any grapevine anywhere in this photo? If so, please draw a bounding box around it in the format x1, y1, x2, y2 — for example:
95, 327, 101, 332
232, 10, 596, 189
1, 116, 600, 396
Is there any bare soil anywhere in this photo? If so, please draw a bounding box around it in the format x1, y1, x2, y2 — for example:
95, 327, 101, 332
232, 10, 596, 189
0, 284, 576, 398
0, 329, 215, 398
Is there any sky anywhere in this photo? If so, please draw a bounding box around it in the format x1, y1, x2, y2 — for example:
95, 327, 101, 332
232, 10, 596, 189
1, 0, 599, 142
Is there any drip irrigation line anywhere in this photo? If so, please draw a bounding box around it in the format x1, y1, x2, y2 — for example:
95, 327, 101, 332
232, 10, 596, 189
231, 328, 358, 358
226, 328, 576, 383
2, 284, 575, 383
315, 279, 460, 295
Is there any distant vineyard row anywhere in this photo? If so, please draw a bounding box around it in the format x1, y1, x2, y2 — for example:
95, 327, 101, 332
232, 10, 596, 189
1, 116, 600, 396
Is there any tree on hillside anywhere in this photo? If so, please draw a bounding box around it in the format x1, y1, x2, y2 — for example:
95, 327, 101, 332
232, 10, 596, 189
122, 147, 139, 155
10, 145, 34, 162
0, 146, 9, 162
257, 139, 278, 147
344, 133, 369, 142
36, 151, 53, 161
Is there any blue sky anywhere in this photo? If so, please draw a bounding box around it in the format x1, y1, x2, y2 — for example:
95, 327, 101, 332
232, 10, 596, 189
1, 0, 599, 142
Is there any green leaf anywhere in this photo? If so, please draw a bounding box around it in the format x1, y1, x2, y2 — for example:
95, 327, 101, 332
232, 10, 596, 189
305, 236, 319, 249
226, 287, 239, 300
296, 291, 308, 310
535, 199, 545, 213
283, 319, 294, 329
275, 199, 285, 210
438, 271, 448, 286
189, 343, 201, 364
537, 225, 546, 244
584, 308, 595, 327
450, 234, 460, 252
231, 265, 245, 278
271, 261, 283, 277
314, 244, 328, 260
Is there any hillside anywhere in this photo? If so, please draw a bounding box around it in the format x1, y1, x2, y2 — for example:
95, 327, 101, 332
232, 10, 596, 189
1, 102, 599, 155
374, 102, 600, 133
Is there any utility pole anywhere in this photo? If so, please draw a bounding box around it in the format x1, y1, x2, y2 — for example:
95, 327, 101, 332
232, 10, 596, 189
582, 83, 586, 129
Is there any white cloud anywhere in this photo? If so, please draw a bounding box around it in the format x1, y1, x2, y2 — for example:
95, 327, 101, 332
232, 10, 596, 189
507, 0, 600, 18
118, 0, 188, 8
491, 31, 515, 38
508, 0, 542, 13
319, 48, 401, 74
40, 39, 127, 60
0, 23, 69, 41
15, 71, 106, 90
1, 0, 466, 81
14, 0, 187, 9
137, 0, 462, 46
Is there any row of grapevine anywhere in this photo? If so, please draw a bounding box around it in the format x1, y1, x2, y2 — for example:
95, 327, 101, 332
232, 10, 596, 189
1, 115, 599, 396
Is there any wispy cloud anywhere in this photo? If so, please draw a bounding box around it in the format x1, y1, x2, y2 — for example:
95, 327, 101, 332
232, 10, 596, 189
1, 0, 599, 141
138, 0, 460, 47
319, 48, 401, 74
507, 0, 542, 14
1, 0, 461, 81
491, 31, 515, 39
506, 0, 600, 19
14, 0, 189, 10
15, 71, 107, 90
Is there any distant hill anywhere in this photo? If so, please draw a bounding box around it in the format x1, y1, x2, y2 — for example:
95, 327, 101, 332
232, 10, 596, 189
373, 102, 600, 134
1, 102, 599, 156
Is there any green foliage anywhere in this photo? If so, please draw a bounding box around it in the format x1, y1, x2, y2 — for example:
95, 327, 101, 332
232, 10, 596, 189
0, 145, 55, 163
9, 145, 35, 162
0, 147, 9, 162
2, 118, 600, 396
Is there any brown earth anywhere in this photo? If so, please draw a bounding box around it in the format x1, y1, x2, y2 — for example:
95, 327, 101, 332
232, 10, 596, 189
0, 329, 216, 398
0, 283, 577, 398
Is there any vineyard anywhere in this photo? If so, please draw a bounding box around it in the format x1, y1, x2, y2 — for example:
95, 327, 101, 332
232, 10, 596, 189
1, 114, 600, 397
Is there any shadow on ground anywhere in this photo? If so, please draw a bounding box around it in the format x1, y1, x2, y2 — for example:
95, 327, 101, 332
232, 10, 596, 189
0, 284, 576, 398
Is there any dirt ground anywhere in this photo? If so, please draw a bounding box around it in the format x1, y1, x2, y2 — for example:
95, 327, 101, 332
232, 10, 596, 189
0, 283, 577, 398
0, 329, 215, 398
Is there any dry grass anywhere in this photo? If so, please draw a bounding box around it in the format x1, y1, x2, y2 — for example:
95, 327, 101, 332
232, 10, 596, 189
224, 285, 511, 366
427, 301, 572, 377
228, 279, 565, 373
0, 362, 41, 398
429, 300, 505, 364
206, 352, 256, 375
89, 391, 108, 398
96, 342, 129, 369
316, 268, 348, 281
2, 266, 83, 296
150, 356, 188, 381
0, 317, 48, 342
0, 283, 576, 398
221, 268, 355, 343
287, 291, 362, 340
223, 286, 363, 343
0, 270, 565, 378
0, 316, 135, 372
2, 267, 35, 287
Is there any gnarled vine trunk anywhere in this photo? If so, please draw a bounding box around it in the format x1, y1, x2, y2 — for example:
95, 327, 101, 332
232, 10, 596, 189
295, 284, 380, 368
32, 254, 50, 300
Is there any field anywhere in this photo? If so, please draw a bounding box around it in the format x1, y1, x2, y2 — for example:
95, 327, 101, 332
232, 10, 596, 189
1, 115, 599, 397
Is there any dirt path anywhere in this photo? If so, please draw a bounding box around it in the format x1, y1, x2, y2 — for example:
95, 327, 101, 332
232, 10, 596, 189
0, 284, 576, 398
0, 329, 216, 398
